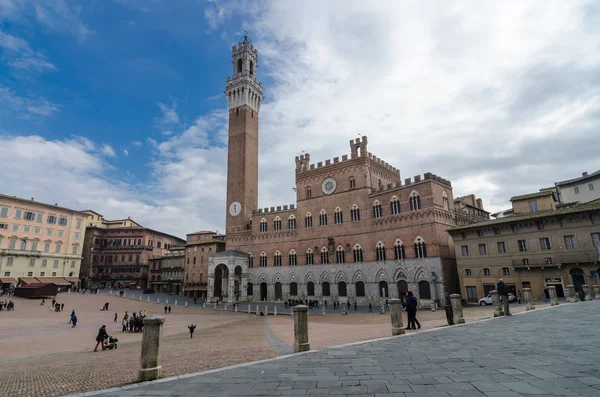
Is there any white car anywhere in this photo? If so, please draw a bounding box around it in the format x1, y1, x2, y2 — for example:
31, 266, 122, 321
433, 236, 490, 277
479, 293, 516, 306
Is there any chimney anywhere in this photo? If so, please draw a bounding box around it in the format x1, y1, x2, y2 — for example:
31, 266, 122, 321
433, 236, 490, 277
582, 172, 588, 177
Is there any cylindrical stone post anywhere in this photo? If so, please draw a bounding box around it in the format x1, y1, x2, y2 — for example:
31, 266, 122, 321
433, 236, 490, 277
156, 298, 160, 304
140, 295, 142, 301
322, 306, 325, 315
185, 301, 188, 308
109, 290, 112, 295
224, 304, 228, 311
450, 294, 465, 324
274, 306, 277, 316
138, 316, 165, 382
202, 302, 206, 309
166, 299, 169, 304
234, 304, 238, 312
247, 304, 251, 314
582, 285, 592, 301
174, 300, 178, 306
293, 305, 310, 352
380, 304, 385, 314
594, 285, 600, 300
567, 285, 577, 303
491, 290, 503, 317
147, 296, 150, 302
256, 304, 259, 315
213, 303, 217, 310
389, 299, 405, 336
548, 285, 559, 306
523, 288, 535, 311
264, 304, 268, 316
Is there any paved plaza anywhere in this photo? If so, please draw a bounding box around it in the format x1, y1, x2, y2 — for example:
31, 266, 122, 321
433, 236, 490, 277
88, 301, 600, 397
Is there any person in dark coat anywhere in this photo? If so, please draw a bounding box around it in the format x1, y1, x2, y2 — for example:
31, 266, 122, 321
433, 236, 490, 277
164, 305, 168, 314
69, 310, 76, 324
405, 291, 421, 330
168, 305, 172, 314
94, 325, 108, 351
71, 315, 78, 328
368, 303, 372, 312
354, 302, 357, 311
188, 324, 196, 338
497, 279, 511, 316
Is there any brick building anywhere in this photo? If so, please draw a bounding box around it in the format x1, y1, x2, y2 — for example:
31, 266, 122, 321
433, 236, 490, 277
207, 37, 488, 307
182, 231, 225, 299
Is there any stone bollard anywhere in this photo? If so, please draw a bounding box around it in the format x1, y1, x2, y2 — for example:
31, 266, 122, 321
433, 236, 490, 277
140, 295, 142, 301
450, 294, 465, 324
582, 285, 592, 301
174, 300, 178, 306
109, 290, 112, 295
322, 306, 325, 315
491, 290, 503, 317
566, 285, 577, 303
380, 304, 385, 314
548, 285, 559, 306
202, 302, 206, 309
293, 305, 310, 352
234, 304, 238, 312
247, 305, 251, 314
523, 288, 535, 311
594, 285, 600, 300
68, 289, 71, 294
224, 304, 228, 311
156, 298, 160, 304
214, 303, 217, 310
147, 296, 150, 302
256, 304, 259, 315
185, 301, 188, 308
264, 304, 268, 316
166, 299, 169, 305
389, 299, 405, 336
138, 316, 165, 382
274, 305, 277, 316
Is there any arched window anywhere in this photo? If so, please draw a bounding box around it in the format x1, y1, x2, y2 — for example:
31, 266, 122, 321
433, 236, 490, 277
247, 282, 253, 296
353, 244, 363, 263
390, 197, 401, 215
20, 239, 27, 251
306, 187, 312, 199
260, 252, 267, 267
502, 267, 510, 276
483, 268, 491, 276
249, 60, 254, 76
338, 281, 347, 297
465, 269, 472, 277
322, 281, 330, 296
274, 251, 282, 267
334, 208, 343, 224
410, 192, 422, 211
305, 212, 313, 228
373, 201, 383, 218
288, 215, 296, 230
306, 248, 314, 265
349, 177, 356, 189
237, 58, 243, 73
351, 205, 360, 222
290, 282, 298, 296
336, 246, 345, 264
319, 210, 328, 226
419, 280, 432, 299
288, 250, 297, 266
379, 281, 389, 297
248, 253, 254, 268
442, 192, 450, 211
355, 281, 365, 297
394, 240, 405, 260
321, 247, 329, 264
151, 275, 155, 281
273, 217, 282, 232
376, 242, 386, 262
307, 282, 315, 296
259, 218, 268, 233
414, 237, 427, 258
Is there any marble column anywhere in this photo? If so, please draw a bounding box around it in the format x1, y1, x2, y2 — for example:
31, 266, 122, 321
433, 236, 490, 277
241, 274, 248, 302
228, 275, 235, 303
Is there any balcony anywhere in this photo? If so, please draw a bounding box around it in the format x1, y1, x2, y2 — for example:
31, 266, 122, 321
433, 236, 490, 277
0, 249, 42, 257
90, 274, 145, 281
91, 262, 148, 268
91, 244, 153, 251
512, 251, 600, 269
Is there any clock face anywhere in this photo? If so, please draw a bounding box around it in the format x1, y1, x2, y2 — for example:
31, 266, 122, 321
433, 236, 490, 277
321, 177, 337, 195
229, 201, 241, 216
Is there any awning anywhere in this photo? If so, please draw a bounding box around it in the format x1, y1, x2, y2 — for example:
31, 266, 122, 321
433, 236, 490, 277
64, 277, 80, 283
37, 277, 72, 286
0, 277, 17, 284
184, 286, 206, 291
19, 277, 41, 284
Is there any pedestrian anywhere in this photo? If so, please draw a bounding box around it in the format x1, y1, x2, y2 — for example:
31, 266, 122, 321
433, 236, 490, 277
405, 290, 421, 330
164, 305, 168, 314
40, 298, 45, 306
69, 310, 76, 324
72, 315, 78, 328
368, 303, 373, 312
122, 318, 127, 332
188, 324, 196, 338
347, 301, 350, 310
194, 297, 197, 304
517, 290, 522, 304
52, 298, 56, 308
544, 288, 549, 302
114, 313, 118, 322
94, 325, 108, 351
497, 279, 511, 316
123, 311, 128, 322
143, 310, 147, 317
168, 305, 172, 314
354, 302, 357, 311
61, 302, 65, 312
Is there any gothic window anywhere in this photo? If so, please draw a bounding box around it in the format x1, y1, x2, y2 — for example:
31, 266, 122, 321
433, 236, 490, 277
334, 208, 343, 224
307, 282, 315, 296
320, 247, 329, 264
376, 242, 386, 262
248, 253, 254, 268
274, 217, 282, 232
319, 210, 328, 226
322, 281, 331, 296
353, 245, 363, 263
288, 250, 297, 266
259, 252, 267, 267
390, 197, 400, 215
418, 280, 431, 299
274, 251, 282, 267
249, 60, 254, 76
305, 212, 313, 228
349, 177, 356, 189
237, 58, 243, 73
288, 215, 296, 230
290, 282, 298, 296
260, 218, 267, 233
351, 205, 360, 222
410, 192, 422, 211
336, 246, 345, 264
394, 240, 405, 260
338, 281, 347, 296
414, 237, 427, 258
373, 201, 383, 218
442, 192, 450, 211
355, 281, 365, 297
306, 248, 314, 265
306, 187, 312, 199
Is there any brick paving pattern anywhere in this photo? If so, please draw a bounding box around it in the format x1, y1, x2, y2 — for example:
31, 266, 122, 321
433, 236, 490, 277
93, 301, 600, 397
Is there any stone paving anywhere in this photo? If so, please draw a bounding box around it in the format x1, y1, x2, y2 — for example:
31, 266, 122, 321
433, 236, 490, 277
89, 301, 600, 397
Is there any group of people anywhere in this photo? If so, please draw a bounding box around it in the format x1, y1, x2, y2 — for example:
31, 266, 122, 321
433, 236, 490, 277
121, 311, 146, 333
0, 300, 15, 311
163, 305, 172, 314
42, 298, 65, 312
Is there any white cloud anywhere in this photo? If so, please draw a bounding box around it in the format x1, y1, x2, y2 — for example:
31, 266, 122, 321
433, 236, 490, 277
0, 86, 61, 118
154, 102, 180, 126
123, 148, 129, 156
0, 30, 57, 77
101, 144, 116, 157
132, 141, 142, 147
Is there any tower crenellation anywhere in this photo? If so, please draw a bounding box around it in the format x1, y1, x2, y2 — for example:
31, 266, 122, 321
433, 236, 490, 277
225, 36, 262, 113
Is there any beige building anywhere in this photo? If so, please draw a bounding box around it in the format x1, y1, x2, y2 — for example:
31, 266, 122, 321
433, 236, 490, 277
182, 231, 225, 300
448, 193, 600, 303
556, 170, 600, 205
0, 194, 88, 291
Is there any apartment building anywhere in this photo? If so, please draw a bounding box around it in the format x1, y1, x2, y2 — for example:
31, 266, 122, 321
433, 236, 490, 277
183, 231, 225, 299
149, 246, 185, 294
556, 170, 600, 205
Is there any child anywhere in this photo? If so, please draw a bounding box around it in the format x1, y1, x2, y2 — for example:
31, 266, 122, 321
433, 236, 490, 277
188, 324, 196, 338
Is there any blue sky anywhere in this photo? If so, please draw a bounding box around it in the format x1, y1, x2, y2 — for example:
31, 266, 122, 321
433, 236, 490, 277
1, 1, 599, 238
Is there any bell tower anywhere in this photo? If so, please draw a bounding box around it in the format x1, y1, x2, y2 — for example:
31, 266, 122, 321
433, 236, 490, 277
225, 36, 262, 234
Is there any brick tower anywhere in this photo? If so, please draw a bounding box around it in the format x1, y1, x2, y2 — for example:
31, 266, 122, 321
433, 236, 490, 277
225, 36, 262, 234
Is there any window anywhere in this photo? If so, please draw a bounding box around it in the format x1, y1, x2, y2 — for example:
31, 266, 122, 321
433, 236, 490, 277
259, 252, 267, 267
44, 242, 50, 252
3, 272, 10, 276
319, 210, 327, 226
58, 230, 64, 237
590, 183, 595, 191
528, 200, 538, 213
31, 241, 38, 251
478, 244, 487, 255
40, 272, 45, 276
290, 282, 298, 296
418, 280, 431, 299
0, 207, 8, 217
511, 224, 519, 234
322, 282, 330, 296
76, 219, 82, 228
483, 268, 491, 276
502, 267, 510, 276
493, 227, 500, 236
47, 215, 56, 224
74, 233, 80, 239
41, 259, 47, 267
70, 260, 75, 268
288, 216, 296, 230
409, 193, 421, 211
334, 208, 343, 224
336, 246, 345, 264
8, 239, 16, 249
27, 271, 33, 277
24, 211, 35, 221
536, 220, 544, 230
72, 245, 79, 254
306, 187, 312, 199
34, 227, 40, 234
414, 238, 427, 258
540, 237, 551, 250
47, 229, 53, 236
29, 258, 36, 267
0, 223, 7, 230
305, 213, 313, 228
306, 249, 314, 265
461, 245, 469, 256
12, 225, 19, 232
288, 250, 297, 266
443, 193, 450, 211
350, 205, 360, 222
564, 235, 576, 249
55, 242, 62, 253
390, 197, 400, 215
53, 260, 59, 268
353, 245, 364, 263
465, 269, 472, 277
355, 281, 365, 297
15, 209, 22, 219
349, 178, 356, 189
52, 272, 57, 276
36, 212, 43, 222
273, 217, 282, 232
574, 186, 580, 194
338, 281, 347, 297
497, 242, 506, 254
476, 230, 483, 238
321, 248, 329, 264
545, 257, 552, 265
375, 242, 386, 261
394, 240, 405, 260
259, 218, 267, 233
373, 202, 383, 218
307, 282, 315, 296
518, 239, 527, 252
592, 214, 600, 225
6, 258, 13, 266
20, 239, 27, 251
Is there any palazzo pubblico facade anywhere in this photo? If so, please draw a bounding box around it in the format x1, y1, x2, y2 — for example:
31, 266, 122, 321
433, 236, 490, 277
207, 37, 488, 307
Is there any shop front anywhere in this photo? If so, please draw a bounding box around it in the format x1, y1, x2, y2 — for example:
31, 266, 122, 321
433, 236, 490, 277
544, 277, 565, 298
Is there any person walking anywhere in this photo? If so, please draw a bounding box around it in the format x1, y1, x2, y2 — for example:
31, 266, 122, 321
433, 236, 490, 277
164, 305, 168, 314
405, 291, 421, 330
188, 324, 196, 338
69, 310, 76, 324
72, 315, 78, 328
114, 313, 118, 322
368, 303, 373, 312
60, 302, 65, 312
354, 302, 357, 311
497, 279, 511, 316
168, 305, 172, 314
94, 325, 108, 351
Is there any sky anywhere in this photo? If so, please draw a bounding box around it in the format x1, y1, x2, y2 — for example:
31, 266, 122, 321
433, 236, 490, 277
1, 0, 599, 238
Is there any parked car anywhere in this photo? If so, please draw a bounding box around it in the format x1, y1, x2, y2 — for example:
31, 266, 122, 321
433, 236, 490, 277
479, 293, 516, 306
143, 288, 155, 294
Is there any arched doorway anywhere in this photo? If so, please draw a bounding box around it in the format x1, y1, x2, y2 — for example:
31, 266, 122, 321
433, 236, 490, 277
307, 281, 315, 296
213, 264, 229, 301
260, 282, 268, 301
234, 280, 240, 301
418, 280, 431, 300
275, 282, 282, 301
397, 280, 408, 304
234, 265, 242, 301
570, 268, 586, 301
247, 282, 253, 297
338, 281, 347, 297
379, 281, 389, 298
290, 282, 298, 296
